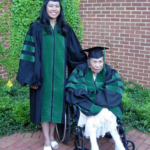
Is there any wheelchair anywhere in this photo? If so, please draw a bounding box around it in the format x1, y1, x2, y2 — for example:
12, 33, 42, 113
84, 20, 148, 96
56, 103, 135, 150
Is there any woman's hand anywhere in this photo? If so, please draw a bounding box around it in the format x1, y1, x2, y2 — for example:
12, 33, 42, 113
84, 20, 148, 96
30, 86, 39, 90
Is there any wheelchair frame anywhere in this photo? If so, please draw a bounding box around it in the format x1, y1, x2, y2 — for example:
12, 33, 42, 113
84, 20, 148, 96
56, 103, 135, 150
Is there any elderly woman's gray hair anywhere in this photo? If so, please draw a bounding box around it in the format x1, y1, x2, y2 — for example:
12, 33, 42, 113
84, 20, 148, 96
87, 58, 91, 67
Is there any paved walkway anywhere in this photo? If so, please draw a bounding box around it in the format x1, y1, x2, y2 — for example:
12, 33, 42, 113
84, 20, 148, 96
0, 129, 150, 150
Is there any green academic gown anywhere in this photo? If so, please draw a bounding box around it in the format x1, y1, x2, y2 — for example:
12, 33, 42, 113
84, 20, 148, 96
66, 62, 123, 121
16, 20, 87, 125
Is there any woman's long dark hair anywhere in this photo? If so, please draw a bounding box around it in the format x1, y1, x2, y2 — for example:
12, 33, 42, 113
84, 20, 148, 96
40, 0, 68, 36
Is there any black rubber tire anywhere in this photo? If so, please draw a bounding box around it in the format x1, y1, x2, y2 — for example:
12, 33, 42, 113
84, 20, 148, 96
56, 104, 71, 144
63, 104, 71, 144
125, 139, 135, 150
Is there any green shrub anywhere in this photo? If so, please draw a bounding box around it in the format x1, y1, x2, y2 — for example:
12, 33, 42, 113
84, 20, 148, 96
7, 81, 29, 101
11, 99, 30, 125
0, 81, 41, 137
122, 81, 150, 133
1, 78, 150, 136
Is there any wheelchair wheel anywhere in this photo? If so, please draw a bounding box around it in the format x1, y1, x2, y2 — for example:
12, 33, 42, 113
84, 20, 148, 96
125, 140, 135, 150
104, 132, 112, 139
56, 104, 72, 144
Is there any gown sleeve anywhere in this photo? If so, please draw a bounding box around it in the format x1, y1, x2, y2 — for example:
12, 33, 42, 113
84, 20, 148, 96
94, 64, 123, 109
16, 22, 41, 86
66, 27, 87, 73
66, 63, 93, 110
66, 64, 123, 117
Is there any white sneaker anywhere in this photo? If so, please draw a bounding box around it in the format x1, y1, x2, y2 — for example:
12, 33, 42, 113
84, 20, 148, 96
43, 146, 52, 150
91, 146, 99, 150
115, 146, 125, 150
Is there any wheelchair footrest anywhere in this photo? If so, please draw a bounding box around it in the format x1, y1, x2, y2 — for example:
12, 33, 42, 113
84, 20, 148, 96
73, 126, 89, 150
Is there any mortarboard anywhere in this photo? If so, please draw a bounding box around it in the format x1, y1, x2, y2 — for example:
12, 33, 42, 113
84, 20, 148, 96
83, 46, 109, 59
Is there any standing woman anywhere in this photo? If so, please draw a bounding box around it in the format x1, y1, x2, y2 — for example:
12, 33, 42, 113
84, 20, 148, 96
16, 0, 87, 150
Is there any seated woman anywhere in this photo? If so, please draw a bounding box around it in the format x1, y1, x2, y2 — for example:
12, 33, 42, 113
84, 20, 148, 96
66, 46, 125, 150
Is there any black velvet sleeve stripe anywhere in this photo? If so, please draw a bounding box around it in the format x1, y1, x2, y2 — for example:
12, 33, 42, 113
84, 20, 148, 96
21, 50, 35, 56
71, 73, 84, 79
106, 78, 122, 84
66, 82, 87, 91
68, 75, 85, 83
66, 88, 92, 108
67, 81, 86, 85
24, 41, 35, 47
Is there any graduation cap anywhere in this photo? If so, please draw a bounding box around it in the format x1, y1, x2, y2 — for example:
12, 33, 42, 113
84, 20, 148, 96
83, 46, 109, 59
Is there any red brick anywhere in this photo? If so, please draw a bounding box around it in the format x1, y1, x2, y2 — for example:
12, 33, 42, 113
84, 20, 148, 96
124, 52, 134, 56
128, 71, 139, 76
141, 43, 150, 47
132, 75, 142, 80
128, 64, 138, 68
136, 15, 146, 18
126, 0, 136, 1
129, 57, 138, 61
144, 70, 150, 74
141, 35, 150, 38
124, 60, 133, 63
135, 38, 145, 42
121, 3, 131, 6
120, 41, 129, 45
29, 141, 44, 150
106, 7, 114, 10
114, 44, 124, 48
145, 55, 150, 59
144, 139, 150, 145
133, 60, 143, 65
130, 42, 140, 46
139, 80, 148, 85
111, 11, 121, 14
32, 131, 40, 139
132, 3, 142, 6
119, 63, 127, 67
121, 19, 130, 22
126, 15, 135, 18
20, 141, 35, 149
124, 74, 133, 78
135, 54, 144, 57
119, 70, 128, 74
97, 14, 105, 17
111, 18, 120, 21
0, 71, 7, 75
141, 27, 150, 30
139, 73, 149, 77
9, 141, 25, 149
137, 0, 146, 1
126, 7, 135, 10
137, 7, 147, 11
144, 77, 150, 81
142, 19, 150, 22
125, 30, 135, 34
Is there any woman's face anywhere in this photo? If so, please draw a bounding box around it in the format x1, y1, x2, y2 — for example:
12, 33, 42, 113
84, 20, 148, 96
89, 57, 104, 75
46, 1, 61, 19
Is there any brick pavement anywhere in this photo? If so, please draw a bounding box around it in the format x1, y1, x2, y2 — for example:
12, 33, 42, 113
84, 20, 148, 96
0, 129, 150, 150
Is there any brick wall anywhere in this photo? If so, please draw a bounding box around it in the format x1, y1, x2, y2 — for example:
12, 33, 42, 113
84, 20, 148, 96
0, 0, 11, 79
79, 0, 150, 88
